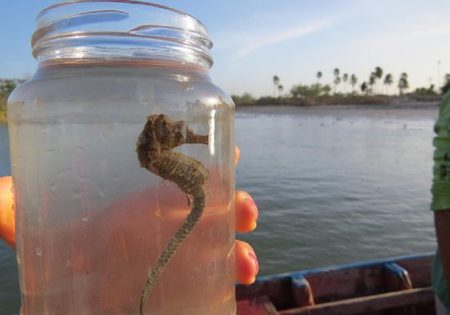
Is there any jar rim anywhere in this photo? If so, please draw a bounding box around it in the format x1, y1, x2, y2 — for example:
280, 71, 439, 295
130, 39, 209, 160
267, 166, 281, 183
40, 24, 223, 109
37, 0, 204, 29
32, 0, 213, 69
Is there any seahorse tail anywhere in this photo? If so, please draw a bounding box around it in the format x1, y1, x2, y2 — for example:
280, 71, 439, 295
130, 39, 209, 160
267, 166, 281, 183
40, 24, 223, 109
140, 188, 205, 315
150, 151, 208, 192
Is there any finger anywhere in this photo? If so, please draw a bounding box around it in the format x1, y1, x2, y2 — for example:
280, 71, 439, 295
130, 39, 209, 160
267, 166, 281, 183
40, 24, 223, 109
236, 191, 258, 233
0, 176, 15, 248
234, 145, 240, 167
235, 240, 259, 285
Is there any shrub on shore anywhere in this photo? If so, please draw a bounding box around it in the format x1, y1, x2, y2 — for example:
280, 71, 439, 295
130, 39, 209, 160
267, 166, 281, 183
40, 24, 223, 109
0, 96, 6, 124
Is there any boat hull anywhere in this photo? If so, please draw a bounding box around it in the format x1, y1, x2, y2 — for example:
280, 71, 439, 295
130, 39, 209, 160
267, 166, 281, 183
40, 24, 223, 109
236, 253, 435, 315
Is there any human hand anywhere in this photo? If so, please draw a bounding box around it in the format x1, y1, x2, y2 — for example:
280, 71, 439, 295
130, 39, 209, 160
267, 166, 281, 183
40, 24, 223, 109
234, 146, 259, 284
0, 146, 259, 284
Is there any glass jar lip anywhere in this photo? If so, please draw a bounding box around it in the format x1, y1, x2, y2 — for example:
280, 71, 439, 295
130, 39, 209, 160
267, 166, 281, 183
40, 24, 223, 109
37, 0, 205, 29
33, 0, 213, 69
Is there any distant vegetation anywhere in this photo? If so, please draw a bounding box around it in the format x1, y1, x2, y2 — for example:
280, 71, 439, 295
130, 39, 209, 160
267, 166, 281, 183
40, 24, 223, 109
1, 67, 450, 123
0, 79, 24, 123
233, 66, 450, 106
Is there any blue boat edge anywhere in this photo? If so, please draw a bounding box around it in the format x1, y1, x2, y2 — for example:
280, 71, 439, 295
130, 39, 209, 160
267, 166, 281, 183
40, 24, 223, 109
236, 252, 435, 315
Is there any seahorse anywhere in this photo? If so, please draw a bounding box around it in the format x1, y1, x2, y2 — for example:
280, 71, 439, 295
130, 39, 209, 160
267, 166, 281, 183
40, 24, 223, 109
136, 114, 209, 315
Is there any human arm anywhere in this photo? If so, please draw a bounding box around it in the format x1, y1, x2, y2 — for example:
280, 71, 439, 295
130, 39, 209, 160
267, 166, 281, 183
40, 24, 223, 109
431, 92, 450, 305
435, 210, 450, 287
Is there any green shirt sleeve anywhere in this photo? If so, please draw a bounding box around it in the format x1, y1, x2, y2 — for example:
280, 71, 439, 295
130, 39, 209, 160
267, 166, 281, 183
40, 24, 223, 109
431, 92, 450, 211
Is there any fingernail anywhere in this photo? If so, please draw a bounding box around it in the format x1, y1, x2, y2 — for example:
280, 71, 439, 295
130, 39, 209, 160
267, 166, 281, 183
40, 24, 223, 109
245, 197, 259, 222
249, 221, 257, 231
246, 277, 256, 285
248, 250, 259, 274
243, 197, 256, 209
240, 191, 253, 201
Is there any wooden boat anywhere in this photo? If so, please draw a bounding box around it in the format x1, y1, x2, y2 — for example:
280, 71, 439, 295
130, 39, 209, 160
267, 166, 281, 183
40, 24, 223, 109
236, 253, 435, 315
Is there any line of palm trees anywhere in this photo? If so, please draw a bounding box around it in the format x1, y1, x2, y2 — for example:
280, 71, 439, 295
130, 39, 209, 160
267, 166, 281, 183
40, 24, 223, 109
272, 67, 412, 98
316, 67, 409, 95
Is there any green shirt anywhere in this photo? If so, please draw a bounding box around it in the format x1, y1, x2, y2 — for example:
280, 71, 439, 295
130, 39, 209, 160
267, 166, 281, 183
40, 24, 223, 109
431, 91, 450, 311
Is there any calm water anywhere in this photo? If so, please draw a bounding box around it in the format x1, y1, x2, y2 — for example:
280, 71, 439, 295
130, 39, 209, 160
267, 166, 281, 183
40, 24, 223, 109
0, 105, 440, 314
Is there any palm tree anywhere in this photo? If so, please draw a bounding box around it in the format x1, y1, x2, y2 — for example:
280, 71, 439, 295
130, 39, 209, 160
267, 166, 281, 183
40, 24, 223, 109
398, 72, 409, 95
333, 68, 340, 93
360, 81, 368, 94
273, 75, 280, 97
342, 73, 349, 93
350, 74, 358, 93
278, 85, 284, 96
316, 71, 323, 83
383, 74, 393, 95
374, 67, 383, 80
334, 76, 341, 94
333, 68, 340, 77
368, 73, 376, 95
374, 66, 383, 94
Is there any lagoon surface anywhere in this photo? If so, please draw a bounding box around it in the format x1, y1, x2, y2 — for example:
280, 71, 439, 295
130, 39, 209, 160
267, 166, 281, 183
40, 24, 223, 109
0, 105, 440, 314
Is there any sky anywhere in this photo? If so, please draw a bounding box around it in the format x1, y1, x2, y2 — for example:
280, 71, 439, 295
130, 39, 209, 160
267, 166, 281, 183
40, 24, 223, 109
1, 0, 450, 97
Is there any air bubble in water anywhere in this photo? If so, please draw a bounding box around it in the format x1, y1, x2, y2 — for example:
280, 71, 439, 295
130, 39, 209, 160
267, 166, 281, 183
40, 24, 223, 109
81, 214, 89, 222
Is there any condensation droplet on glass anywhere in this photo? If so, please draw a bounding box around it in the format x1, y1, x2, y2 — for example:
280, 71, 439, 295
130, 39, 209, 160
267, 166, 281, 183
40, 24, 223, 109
35, 247, 43, 256
81, 212, 89, 222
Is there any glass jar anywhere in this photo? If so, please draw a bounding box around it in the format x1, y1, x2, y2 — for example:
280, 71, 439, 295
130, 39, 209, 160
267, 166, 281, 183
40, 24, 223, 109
7, 1, 235, 315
